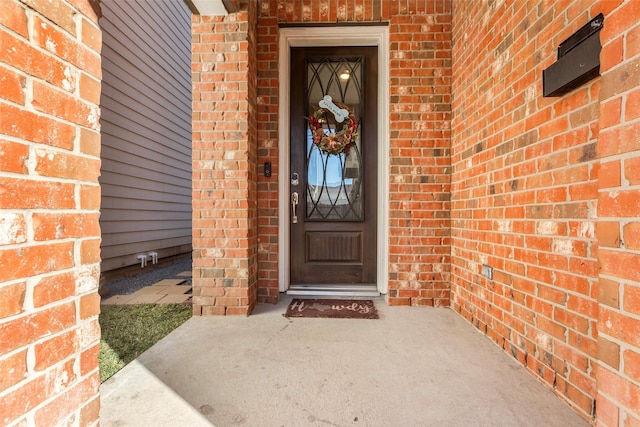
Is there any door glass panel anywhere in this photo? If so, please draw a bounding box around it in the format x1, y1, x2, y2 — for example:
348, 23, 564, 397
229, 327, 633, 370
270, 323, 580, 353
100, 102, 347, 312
305, 57, 363, 221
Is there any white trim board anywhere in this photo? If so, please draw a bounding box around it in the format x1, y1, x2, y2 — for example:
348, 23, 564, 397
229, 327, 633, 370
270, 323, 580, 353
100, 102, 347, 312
277, 26, 390, 294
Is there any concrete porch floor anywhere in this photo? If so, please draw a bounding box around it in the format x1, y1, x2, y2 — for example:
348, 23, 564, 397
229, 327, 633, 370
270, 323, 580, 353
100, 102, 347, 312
100, 297, 589, 426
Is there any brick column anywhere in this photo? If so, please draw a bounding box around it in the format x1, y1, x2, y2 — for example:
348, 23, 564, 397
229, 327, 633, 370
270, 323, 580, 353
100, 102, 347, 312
387, 1, 452, 307
595, 1, 640, 425
192, 5, 258, 315
0, 0, 102, 424
255, 2, 280, 304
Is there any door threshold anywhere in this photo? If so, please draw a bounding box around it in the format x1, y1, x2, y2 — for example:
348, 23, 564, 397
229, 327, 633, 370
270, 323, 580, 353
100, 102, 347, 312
287, 284, 380, 298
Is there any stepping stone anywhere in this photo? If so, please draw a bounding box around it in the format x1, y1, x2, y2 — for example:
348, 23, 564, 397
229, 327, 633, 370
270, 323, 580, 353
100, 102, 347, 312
151, 279, 185, 287
157, 294, 192, 304
131, 286, 169, 296
101, 295, 136, 305
177, 271, 192, 277
163, 286, 192, 295
132, 286, 174, 295
125, 294, 166, 304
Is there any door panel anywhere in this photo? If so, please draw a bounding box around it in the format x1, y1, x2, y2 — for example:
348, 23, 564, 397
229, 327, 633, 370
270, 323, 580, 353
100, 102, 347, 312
290, 47, 377, 286
306, 231, 362, 263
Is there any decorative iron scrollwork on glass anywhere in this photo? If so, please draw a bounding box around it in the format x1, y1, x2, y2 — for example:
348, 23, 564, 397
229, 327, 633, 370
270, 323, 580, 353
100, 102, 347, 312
305, 56, 363, 221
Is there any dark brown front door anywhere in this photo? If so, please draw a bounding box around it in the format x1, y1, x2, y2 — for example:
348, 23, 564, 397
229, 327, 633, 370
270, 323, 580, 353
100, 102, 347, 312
290, 46, 378, 287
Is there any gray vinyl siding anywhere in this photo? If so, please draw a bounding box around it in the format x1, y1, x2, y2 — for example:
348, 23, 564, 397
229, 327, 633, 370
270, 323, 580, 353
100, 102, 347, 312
99, 0, 192, 272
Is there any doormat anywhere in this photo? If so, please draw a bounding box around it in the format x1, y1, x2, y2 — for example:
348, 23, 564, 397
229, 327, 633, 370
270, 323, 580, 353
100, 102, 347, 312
285, 299, 378, 319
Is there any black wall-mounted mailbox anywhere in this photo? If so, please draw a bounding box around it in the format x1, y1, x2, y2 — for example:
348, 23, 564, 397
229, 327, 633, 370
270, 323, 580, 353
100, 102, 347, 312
543, 13, 604, 97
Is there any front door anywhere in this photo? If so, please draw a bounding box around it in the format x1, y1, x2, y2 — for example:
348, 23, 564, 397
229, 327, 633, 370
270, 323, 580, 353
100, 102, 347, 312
289, 46, 378, 288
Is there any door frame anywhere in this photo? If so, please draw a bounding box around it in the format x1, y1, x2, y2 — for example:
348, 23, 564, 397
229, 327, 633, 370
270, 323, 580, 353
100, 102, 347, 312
278, 25, 390, 294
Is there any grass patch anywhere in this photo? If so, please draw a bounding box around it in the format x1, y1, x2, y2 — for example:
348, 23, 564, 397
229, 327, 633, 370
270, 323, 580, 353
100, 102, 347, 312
99, 303, 192, 383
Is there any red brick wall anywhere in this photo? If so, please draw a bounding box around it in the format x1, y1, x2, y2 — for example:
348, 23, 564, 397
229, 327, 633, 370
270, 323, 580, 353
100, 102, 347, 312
450, 0, 640, 422
192, 6, 258, 315
247, 0, 259, 312
387, 2, 452, 306
0, 0, 102, 424
595, 1, 640, 425
255, 0, 452, 306
255, 1, 280, 303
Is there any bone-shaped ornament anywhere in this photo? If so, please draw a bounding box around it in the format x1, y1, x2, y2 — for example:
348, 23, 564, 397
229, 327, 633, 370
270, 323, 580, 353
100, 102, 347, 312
318, 95, 349, 123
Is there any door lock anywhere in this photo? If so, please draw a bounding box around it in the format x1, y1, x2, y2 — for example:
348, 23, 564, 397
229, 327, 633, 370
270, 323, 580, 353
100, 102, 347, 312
291, 192, 299, 224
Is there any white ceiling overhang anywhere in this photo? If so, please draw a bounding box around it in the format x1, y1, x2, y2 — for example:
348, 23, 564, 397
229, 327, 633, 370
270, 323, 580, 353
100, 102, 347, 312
185, 0, 231, 16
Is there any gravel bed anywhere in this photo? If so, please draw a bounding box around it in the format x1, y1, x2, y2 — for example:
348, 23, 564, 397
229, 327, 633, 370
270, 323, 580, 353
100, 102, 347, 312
103, 258, 192, 297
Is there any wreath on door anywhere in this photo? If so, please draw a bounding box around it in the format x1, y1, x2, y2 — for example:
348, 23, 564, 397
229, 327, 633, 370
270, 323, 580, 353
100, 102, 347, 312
307, 96, 358, 155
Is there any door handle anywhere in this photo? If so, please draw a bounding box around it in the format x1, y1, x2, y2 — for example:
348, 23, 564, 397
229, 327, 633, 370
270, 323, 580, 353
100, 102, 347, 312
291, 192, 299, 224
